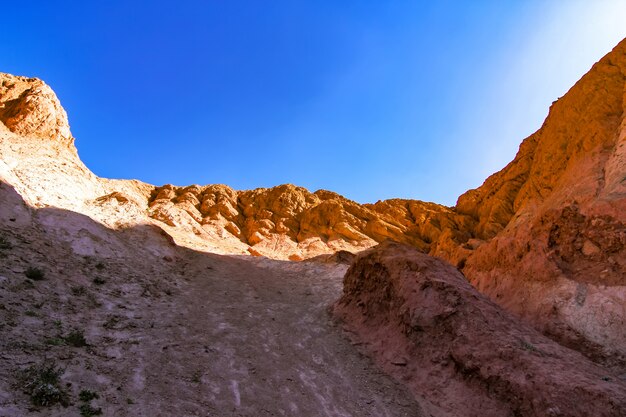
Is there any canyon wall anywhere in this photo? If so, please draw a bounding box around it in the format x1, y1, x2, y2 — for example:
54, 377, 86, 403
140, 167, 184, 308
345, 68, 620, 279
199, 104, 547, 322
0, 38, 625, 366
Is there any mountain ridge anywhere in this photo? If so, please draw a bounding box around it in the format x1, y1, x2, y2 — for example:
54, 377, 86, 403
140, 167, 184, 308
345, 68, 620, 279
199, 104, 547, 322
1, 38, 625, 368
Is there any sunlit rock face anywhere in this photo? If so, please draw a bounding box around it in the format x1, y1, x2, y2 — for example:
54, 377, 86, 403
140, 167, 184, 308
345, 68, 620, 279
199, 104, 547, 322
0, 38, 625, 367
456, 39, 626, 364
146, 183, 468, 260
0, 73, 72, 145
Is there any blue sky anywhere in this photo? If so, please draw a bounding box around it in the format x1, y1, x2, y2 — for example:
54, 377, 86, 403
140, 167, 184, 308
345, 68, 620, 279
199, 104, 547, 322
2, 1, 626, 205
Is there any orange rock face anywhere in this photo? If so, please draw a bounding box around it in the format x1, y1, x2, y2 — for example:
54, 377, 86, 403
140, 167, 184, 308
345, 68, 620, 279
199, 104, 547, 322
0, 73, 72, 146
455, 39, 626, 364
147, 183, 460, 260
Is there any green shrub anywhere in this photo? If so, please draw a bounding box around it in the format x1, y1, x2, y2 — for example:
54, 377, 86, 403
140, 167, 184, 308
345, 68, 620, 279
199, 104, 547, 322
92, 277, 106, 285
0, 236, 12, 250
79, 403, 102, 416
16, 362, 69, 407
71, 286, 86, 296
44, 337, 64, 346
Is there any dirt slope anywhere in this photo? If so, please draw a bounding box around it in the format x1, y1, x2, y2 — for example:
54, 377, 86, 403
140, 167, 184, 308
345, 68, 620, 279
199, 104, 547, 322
0, 182, 431, 417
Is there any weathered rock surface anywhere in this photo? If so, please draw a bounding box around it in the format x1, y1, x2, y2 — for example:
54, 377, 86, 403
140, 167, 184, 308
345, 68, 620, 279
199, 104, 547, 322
456, 39, 626, 364
333, 242, 626, 417
0, 73, 72, 145
147, 184, 466, 260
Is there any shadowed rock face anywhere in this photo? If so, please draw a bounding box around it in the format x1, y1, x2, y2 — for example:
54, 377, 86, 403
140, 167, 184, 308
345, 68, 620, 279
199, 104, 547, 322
333, 241, 626, 417
0, 38, 625, 369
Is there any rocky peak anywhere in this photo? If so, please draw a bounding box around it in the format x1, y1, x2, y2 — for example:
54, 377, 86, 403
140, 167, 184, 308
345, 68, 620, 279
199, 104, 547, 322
456, 38, 626, 239
0, 73, 72, 147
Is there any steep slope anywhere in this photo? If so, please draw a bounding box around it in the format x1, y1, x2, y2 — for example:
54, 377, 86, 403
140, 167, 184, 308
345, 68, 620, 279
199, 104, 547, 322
0, 181, 430, 417
455, 39, 626, 363
0, 74, 154, 232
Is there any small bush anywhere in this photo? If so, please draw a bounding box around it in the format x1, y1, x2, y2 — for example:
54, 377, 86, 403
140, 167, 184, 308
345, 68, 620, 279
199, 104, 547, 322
44, 337, 64, 346
25, 267, 45, 281
191, 370, 202, 383
79, 389, 99, 402
64, 329, 88, 347
79, 403, 102, 417
95, 262, 105, 270
16, 362, 69, 407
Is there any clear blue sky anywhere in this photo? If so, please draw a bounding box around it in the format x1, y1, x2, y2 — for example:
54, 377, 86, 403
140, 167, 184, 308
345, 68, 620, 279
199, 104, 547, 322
2, 1, 626, 205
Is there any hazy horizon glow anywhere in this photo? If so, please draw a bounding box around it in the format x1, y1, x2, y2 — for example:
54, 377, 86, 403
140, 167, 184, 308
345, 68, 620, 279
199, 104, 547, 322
2, 1, 626, 206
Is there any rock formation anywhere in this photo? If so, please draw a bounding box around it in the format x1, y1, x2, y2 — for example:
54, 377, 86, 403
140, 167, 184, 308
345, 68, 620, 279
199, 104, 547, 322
455, 39, 626, 365
333, 241, 626, 417
0, 74, 72, 144
0, 36, 625, 397
124, 36, 626, 368
147, 183, 465, 260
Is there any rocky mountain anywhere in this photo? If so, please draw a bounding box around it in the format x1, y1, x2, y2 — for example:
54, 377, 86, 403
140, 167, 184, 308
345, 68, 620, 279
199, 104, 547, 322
0, 72, 458, 260
146, 40, 626, 367
1, 37, 625, 416
458, 39, 626, 365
